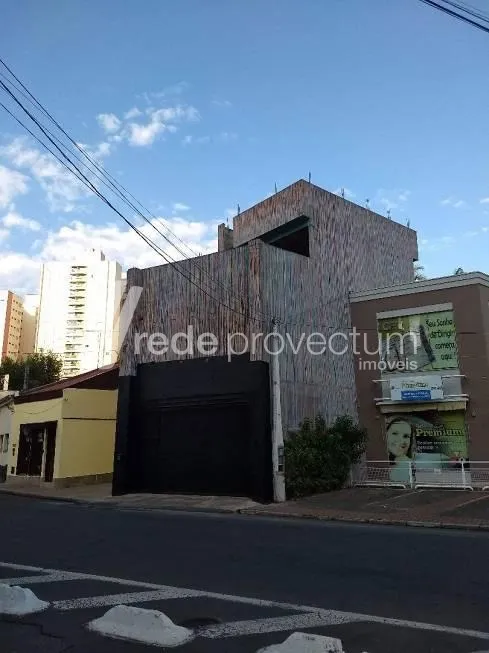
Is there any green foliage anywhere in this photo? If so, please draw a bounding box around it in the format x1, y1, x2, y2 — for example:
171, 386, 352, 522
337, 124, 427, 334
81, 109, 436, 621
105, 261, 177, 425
0, 351, 63, 391
285, 414, 367, 498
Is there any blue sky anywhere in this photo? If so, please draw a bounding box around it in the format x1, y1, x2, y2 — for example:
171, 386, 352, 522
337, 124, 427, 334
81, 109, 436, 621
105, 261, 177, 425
1, 0, 488, 293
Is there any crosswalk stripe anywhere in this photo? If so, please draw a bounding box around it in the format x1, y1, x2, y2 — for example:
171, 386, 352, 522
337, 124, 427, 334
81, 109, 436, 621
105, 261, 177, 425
3, 560, 489, 643
200, 612, 358, 638
53, 587, 204, 611
0, 573, 82, 585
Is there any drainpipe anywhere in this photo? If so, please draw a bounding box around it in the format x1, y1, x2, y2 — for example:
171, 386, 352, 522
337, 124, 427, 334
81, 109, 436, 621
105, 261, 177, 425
270, 319, 286, 502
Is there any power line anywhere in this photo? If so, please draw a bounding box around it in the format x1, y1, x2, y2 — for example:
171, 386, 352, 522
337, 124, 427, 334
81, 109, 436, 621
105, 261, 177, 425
417, 0, 489, 34
438, 0, 489, 25
0, 93, 268, 328
0, 59, 358, 331
0, 67, 267, 319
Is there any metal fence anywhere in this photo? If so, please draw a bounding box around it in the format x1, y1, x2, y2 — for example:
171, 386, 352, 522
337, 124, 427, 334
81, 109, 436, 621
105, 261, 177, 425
351, 460, 489, 490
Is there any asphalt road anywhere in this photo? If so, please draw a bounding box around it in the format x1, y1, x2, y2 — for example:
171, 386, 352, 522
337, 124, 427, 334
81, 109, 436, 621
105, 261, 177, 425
1, 494, 488, 652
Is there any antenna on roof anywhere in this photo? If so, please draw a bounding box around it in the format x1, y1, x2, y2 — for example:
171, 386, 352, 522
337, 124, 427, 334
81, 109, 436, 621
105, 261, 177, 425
387, 209, 391, 220
308, 172, 311, 183
341, 188, 345, 199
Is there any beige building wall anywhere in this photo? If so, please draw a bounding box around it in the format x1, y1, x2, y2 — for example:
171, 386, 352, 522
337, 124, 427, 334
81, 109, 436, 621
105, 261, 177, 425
55, 389, 117, 483
9, 397, 63, 476
8, 388, 117, 484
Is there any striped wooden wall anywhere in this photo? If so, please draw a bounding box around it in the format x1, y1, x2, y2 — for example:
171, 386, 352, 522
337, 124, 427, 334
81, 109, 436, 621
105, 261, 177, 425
120, 180, 418, 433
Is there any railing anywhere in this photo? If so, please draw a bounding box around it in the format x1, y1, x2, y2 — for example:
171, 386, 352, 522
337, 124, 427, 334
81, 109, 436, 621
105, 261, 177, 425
351, 460, 489, 490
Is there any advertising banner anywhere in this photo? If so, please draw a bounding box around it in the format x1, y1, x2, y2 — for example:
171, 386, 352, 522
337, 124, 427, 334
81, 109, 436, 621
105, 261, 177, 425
385, 410, 467, 483
378, 310, 458, 373
389, 375, 444, 402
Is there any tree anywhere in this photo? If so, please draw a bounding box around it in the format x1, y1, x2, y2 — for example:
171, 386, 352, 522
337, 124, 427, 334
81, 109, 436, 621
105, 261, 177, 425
285, 414, 367, 498
414, 263, 427, 281
453, 267, 464, 275
0, 351, 63, 391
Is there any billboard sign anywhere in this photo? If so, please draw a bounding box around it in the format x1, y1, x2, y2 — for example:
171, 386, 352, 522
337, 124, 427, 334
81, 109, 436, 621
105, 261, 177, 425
378, 310, 458, 373
389, 375, 444, 402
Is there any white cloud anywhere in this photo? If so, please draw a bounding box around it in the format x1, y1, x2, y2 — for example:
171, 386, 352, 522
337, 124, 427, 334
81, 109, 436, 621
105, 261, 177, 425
172, 202, 190, 212
120, 105, 200, 147
2, 209, 41, 231
441, 196, 468, 209
480, 197, 489, 205
0, 165, 29, 208
0, 251, 40, 294
124, 107, 142, 120
0, 137, 90, 212
0, 215, 217, 294
97, 113, 122, 133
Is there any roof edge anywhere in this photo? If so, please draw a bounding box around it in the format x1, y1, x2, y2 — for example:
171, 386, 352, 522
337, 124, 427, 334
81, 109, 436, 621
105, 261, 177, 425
349, 271, 489, 302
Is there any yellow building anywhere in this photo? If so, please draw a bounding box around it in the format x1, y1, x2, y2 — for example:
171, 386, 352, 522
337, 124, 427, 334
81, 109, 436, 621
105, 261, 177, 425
7, 365, 118, 487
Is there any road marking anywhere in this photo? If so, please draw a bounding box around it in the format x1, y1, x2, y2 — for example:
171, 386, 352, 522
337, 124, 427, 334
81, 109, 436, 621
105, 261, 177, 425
201, 612, 360, 638
0, 573, 83, 585
54, 588, 204, 611
2, 561, 489, 641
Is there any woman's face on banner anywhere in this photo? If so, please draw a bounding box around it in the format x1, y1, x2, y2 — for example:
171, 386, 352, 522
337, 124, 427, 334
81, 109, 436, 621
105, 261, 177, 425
387, 421, 412, 458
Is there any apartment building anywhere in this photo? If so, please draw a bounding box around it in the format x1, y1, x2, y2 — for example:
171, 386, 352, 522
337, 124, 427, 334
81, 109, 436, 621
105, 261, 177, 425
36, 249, 122, 377
19, 294, 39, 357
0, 290, 24, 361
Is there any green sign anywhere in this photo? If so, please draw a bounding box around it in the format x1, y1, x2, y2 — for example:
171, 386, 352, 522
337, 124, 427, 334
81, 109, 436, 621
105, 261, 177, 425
378, 310, 458, 373
385, 410, 468, 484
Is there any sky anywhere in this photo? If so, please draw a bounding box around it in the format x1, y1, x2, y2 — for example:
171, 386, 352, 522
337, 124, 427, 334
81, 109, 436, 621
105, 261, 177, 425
1, 0, 488, 294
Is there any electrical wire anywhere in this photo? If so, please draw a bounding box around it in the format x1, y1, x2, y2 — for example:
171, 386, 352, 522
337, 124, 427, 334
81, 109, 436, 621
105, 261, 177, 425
417, 0, 489, 33
0, 94, 271, 329
0, 66, 352, 331
437, 0, 489, 25
0, 63, 272, 320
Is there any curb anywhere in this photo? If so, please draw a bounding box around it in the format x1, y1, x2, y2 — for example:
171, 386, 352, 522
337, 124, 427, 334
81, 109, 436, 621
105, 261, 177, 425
0, 488, 107, 506
0, 488, 254, 515
239, 509, 489, 532
3, 489, 489, 532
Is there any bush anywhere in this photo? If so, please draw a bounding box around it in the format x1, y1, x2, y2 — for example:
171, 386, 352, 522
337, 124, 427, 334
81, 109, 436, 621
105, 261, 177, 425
284, 414, 367, 498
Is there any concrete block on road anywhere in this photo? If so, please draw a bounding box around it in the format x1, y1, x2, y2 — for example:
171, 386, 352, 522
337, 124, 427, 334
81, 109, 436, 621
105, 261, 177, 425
0, 583, 49, 615
257, 632, 345, 653
87, 604, 195, 647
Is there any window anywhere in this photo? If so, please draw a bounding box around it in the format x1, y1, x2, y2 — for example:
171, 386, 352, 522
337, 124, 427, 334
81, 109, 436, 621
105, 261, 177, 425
3, 434, 8, 453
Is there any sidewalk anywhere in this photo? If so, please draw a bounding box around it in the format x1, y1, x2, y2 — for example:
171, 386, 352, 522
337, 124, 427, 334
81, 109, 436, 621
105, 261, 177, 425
243, 487, 489, 530
3, 478, 489, 530
0, 477, 259, 513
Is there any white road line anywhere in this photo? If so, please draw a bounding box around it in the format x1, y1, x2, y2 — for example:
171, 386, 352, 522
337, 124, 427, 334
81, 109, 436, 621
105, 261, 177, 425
0, 573, 83, 585
201, 612, 359, 638
2, 561, 489, 641
54, 588, 204, 611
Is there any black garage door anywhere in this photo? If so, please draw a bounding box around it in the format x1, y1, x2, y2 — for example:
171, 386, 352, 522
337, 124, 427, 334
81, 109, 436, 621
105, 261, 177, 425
115, 356, 273, 501
136, 399, 251, 496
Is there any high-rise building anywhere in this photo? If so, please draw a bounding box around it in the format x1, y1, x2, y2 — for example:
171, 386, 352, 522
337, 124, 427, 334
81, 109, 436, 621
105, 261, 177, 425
36, 249, 122, 377
19, 294, 39, 357
0, 291, 24, 361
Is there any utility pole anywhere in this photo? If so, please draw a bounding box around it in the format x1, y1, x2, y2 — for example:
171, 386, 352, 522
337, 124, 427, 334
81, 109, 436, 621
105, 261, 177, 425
270, 318, 286, 502
23, 364, 30, 391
